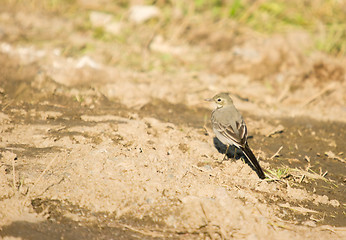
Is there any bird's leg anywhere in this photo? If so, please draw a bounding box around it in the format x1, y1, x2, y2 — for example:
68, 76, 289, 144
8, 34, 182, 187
222, 145, 230, 161
233, 145, 237, 159
217, 145, 230, 164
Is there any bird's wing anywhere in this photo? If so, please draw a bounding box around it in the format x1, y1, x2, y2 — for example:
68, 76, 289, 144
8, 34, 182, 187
212, 118, 247, 147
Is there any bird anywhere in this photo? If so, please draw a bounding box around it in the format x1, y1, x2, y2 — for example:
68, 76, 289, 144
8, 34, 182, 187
206, 92, 265, 179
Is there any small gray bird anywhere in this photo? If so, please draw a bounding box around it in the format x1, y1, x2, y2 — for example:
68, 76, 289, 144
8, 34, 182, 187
206, 92, 265, 179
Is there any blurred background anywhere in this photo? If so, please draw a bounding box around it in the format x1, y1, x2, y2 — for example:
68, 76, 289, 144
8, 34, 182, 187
1, 0, 345, 117
2, 0, 346, 55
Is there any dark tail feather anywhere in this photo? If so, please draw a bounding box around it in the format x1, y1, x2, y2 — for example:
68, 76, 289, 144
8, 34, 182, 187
240, 144, 265, 179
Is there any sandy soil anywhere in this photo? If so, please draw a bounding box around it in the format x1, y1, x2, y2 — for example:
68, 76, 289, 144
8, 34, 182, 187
0, 3, 345, 240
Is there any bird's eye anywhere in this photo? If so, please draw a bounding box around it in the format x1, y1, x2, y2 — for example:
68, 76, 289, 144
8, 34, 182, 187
217, 98, 221, 102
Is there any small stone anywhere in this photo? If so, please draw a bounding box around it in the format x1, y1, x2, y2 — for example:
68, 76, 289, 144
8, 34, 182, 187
89, 11, 113, 27
129, 5, 160, 23
303, 220, 316, 227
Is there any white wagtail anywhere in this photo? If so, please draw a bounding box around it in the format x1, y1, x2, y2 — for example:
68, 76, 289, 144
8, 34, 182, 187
206, 92, 265, 179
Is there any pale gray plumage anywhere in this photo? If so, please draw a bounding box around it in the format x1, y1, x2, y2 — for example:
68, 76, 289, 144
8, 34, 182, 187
207, 92, 265, 179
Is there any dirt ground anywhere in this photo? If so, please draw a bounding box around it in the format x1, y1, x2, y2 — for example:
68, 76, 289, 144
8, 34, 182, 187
0, 2, 345, 240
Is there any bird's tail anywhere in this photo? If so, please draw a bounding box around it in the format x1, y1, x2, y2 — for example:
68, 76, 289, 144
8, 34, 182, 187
240, 144, 265, 179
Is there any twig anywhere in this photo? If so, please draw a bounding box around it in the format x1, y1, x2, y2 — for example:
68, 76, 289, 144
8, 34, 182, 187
299, 174, 305, 183
40, 176, 65, 195
322, 171, 328, 177
12, 158, 16, 191
304, 155, 311, 163
270, 146, 283, 159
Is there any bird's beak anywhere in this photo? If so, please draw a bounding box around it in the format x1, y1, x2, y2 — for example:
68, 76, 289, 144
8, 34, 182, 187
204, 98, 213, 102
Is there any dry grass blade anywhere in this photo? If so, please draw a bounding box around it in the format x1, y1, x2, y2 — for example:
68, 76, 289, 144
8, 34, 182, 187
325, 151, 346, 163
270, 146, 283, 159
279, 203, 318, 214
23, 155, 59, 205
299, 174, 305, 183
264, 167, 290, 182
119, 223, 166, 238
290, 168, 329, 181
300, 83, 337, 107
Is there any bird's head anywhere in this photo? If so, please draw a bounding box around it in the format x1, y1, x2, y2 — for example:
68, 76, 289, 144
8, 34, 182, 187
205, 92, 233, 108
